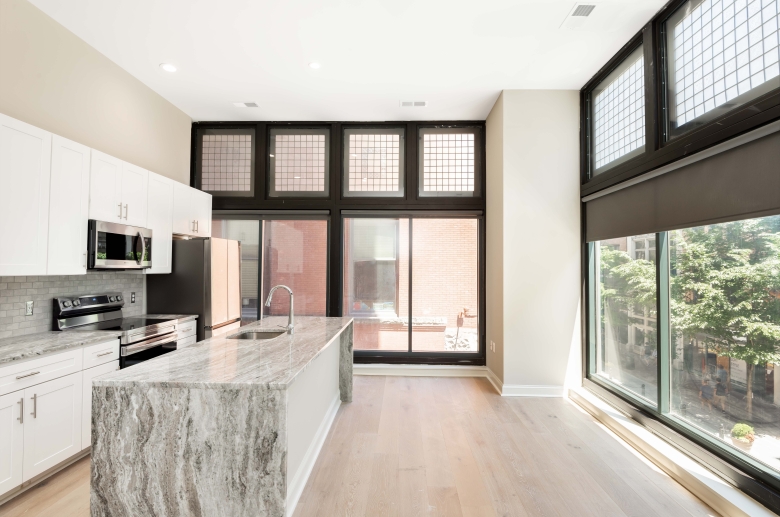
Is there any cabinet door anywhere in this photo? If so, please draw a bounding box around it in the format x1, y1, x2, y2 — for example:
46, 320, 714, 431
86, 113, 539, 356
194, 189, 212, 237
172, 181, 194, 235
47, 136, 90, 275
120, 161, 149, 228
81, 361, 118, 450
146, 172, 174, 274
0, 114, 51, 276
0, 391, 24, 496
22, 372, 82, 481
89, 150, 122, 223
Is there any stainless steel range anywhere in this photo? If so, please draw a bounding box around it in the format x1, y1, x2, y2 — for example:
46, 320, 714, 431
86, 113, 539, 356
53, 292, 179, 369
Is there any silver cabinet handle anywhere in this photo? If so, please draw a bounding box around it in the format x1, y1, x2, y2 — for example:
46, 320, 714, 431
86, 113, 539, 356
97, 351, 113, 357
30, 393, 37, 419
16, 371, 40, 380
118, 202, 123, 219
124, 204, 128, 220
83, 252, 87, 268
17, 398, 23, 424
195, 220, 198, 233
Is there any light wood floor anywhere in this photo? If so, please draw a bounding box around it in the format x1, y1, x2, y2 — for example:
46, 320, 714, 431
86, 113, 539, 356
0, 376, 716, 517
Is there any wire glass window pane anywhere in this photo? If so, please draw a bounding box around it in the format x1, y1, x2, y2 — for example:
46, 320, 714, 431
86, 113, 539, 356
268, 128, 330, 197
666, 0, 780, 138
593, 235, 658, 406
418, 127, 479, 197
198, 128, 255, 197
591, 45, 646, 176
343, 128, 405, 197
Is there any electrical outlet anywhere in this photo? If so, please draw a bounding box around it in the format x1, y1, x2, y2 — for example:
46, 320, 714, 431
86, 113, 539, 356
131, 292, 136, 303
25, 301, 34, 316
490, 340, 496, 352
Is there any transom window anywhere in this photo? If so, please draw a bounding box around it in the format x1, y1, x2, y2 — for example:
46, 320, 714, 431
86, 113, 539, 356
197, 128, 255, 197
268, 128, 330, 197
666, 0, 780, 136
343, 128, 405, 197
418, 127, 479, 197
591, 45, 646, 175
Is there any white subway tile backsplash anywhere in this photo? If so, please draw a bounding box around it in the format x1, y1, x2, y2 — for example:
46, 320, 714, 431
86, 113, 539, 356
0, 272, 144, 337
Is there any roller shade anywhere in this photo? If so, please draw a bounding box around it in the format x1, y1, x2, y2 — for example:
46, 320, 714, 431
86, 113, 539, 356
584, 129, 780, 242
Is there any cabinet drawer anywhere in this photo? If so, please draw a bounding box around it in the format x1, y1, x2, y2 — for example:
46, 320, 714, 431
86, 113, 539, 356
0, 349, 82, 398
82, 339, 120, 370
178, 320, 197, 339
178, 335, 197, 349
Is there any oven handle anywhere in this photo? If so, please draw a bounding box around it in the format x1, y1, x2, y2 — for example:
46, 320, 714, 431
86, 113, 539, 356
121, 333, 177, 357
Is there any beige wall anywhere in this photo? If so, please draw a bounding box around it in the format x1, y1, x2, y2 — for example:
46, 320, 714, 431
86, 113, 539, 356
0, 0, 191, 183
485, 92, 504, 379
486, 90, 581, 393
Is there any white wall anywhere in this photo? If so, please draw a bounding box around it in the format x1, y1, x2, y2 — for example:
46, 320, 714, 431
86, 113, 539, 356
0, 0, 191, 183
485, 92, 504, 379
485, 90, 581, 395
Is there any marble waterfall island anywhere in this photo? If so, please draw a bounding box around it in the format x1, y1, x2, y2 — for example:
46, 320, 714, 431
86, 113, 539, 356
90, 316, 353, 517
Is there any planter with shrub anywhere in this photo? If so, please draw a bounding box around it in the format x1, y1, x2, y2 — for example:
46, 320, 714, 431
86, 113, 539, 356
730, 423, 755, 451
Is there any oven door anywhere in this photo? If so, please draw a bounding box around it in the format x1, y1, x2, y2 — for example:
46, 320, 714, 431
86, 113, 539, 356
88, 220, 153, 270
119, 333, 176, 369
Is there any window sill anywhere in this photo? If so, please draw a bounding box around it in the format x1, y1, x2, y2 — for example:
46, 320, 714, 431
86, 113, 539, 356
569, 386, 775, 517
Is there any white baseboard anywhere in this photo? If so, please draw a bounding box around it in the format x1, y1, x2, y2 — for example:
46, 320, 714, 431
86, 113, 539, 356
485, 368, 563, 397
286, 393, 341, 517
354, 363, 489, 377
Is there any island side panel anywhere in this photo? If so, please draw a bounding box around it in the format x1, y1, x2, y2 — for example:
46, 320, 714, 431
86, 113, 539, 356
90, 384, 288, 517
339, 321, 353, 403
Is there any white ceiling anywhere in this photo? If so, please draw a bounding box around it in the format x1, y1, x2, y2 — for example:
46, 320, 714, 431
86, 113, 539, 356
29, 0, 665, 121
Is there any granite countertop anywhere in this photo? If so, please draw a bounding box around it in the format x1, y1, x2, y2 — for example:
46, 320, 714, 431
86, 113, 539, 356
94, 316, 353, 390
0, 331, 124, 366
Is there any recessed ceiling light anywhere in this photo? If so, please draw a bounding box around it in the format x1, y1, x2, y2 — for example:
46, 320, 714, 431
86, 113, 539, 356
309, 62, 321, 69
159, 63, 177, 73
233, 102, 259, 108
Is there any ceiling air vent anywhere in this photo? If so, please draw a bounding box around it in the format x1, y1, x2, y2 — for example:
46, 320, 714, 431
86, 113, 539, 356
561, 3, 598, 29
572, 4, 595, 16
233, 102, 259, 108
400, 101, 428, 107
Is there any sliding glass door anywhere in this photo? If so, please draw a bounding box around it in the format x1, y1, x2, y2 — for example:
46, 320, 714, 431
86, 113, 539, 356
344, 216, 482, 356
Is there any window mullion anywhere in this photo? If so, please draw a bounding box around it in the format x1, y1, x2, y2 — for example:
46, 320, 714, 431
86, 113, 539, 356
656, 231, 671, 414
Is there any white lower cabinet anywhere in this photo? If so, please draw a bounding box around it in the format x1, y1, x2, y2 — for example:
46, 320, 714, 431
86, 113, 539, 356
81, 361, 119, 450
0, 391, 24, 495
22, 371, 82, 481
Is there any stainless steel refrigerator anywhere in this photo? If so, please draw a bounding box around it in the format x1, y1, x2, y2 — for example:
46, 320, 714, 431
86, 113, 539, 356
147, 238, 241, 341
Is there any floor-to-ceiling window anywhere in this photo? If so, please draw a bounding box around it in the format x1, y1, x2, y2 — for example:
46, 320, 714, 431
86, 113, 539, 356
582, 0, 780, 508
195, 122, 486, 365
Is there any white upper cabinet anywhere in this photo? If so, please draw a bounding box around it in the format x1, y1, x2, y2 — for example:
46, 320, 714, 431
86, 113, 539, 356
194, 189, 212, 238
120, 161, 148, 228
88, 150, 123, 223
172, 181, 193, 235
89, 151, 149, 227
47, 136, 90, 275
146, 172, 174, 274
172, 182, 211, 237
0, 113, 52, 276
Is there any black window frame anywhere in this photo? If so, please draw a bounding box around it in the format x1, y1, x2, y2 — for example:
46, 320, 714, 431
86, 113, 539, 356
193, 120, 487, 366
581, 0, 780, 199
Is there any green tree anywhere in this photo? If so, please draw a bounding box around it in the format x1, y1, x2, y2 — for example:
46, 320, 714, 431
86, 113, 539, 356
671, 219, 780, 418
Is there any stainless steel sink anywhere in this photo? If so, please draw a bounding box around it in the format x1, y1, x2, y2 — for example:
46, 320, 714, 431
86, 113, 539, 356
228, 330, 286, 340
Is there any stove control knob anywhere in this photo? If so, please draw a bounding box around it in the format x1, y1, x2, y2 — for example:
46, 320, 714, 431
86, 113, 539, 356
72, 300, 80, 307
108, 296, 116, 302
62, 300, 72, 308
116, 294, 122, 302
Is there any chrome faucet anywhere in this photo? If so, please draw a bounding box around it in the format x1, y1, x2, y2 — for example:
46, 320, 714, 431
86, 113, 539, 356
265, 285, 294, 334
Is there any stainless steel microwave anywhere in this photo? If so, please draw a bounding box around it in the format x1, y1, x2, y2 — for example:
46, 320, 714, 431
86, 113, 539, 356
87, 220, 152, 270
